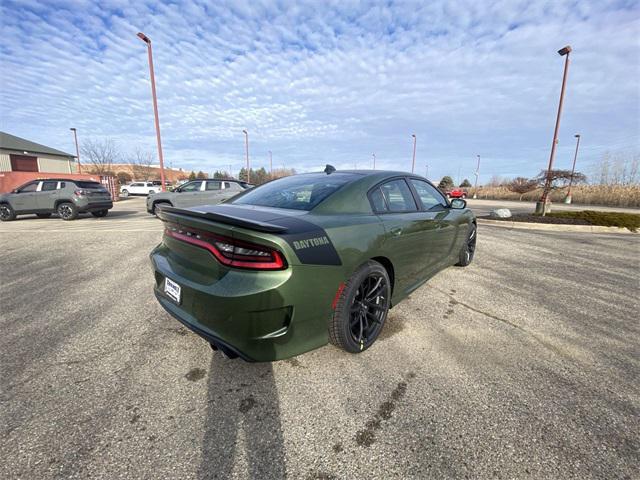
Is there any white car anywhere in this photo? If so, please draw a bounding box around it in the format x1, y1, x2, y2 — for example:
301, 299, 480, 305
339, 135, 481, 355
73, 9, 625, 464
120, 182, 158, 197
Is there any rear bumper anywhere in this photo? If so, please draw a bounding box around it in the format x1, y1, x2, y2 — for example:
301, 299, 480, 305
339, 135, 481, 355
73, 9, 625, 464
150, 242, 343, 361
80, 201, 113, 212
155, 291, 256, 361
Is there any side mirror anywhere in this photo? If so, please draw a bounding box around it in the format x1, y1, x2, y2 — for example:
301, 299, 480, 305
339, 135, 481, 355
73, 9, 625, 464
450, 198, 467, 209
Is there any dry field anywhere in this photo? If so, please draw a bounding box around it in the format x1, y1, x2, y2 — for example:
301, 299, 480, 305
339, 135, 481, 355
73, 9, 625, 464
474, 185, 640, 208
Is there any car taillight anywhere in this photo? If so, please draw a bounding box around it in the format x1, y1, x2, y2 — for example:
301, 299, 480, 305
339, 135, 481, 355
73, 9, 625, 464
74, 189, 90, 196
164, 223, 286, 270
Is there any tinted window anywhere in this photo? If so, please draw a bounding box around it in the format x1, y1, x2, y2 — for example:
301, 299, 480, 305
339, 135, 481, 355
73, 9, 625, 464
380, 179, 417, 212
180, 181, 201, 192
205, 181, 221, 191
130, 183, 142, 187
223, 182, 231, 189
19, 182, 38, 193
75, 181, 104, 189
41, 181, 58, 191
233, 173, 358, 211
369, 187, 387, 212
410, 179, 447, 210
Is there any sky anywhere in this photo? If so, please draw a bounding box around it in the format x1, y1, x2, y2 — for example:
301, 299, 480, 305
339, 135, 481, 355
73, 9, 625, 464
0, 0, 638, 183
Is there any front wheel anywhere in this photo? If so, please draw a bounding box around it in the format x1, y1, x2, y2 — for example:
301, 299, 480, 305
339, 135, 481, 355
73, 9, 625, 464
455, 223, 476, 267
57, 202, 78, 221
121, 189, 129, 197
329, 261, 391, 353
91, 210, 108, 218
0, 204, 16, 221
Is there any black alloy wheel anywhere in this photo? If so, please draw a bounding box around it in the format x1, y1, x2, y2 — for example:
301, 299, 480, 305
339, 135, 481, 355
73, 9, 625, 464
349, 273, 389, 348
329, 260, 391, 353
456, 223, 476, 267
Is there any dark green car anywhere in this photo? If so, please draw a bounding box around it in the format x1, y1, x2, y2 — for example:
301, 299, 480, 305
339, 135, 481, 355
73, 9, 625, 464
150, 169, 476, 361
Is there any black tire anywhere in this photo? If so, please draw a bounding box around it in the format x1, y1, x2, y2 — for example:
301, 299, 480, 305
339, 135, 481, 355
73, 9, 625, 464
455, 223, 477, 267
121, 189, 129, 197
329, 260, 391, 353
36, 213, 52, 218
91, 210, 108, 218
0, 203, 16, 221
57, 202, 78, 221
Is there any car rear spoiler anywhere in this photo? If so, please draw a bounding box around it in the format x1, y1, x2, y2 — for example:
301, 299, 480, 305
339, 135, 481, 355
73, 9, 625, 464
156, 205, 288, 233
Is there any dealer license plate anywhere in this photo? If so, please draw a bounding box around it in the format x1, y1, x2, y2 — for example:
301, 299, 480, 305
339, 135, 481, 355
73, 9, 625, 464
164, 277, 181, 303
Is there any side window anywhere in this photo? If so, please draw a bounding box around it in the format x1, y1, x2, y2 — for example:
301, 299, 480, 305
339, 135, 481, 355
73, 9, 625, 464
180, 181, 201, 192
205, 181, 221, 191
223, 182, 231, 189
18, 182, 38, 193
410, 179, 448, 210
379, 179, 417, 212
59, 182, 66, 189
131, 183, 141, 187
41, 181, 58, 191
369, 187, 387, 213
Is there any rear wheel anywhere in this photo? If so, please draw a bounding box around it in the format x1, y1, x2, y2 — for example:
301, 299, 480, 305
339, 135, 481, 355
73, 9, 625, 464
0, 204, 16, 221
57, 202, 78, 221
91, 210, 108, 218
36, 213, 52, 218
455, 223, 476, 267
121, 189, 129, 197
329, 261, 391, 353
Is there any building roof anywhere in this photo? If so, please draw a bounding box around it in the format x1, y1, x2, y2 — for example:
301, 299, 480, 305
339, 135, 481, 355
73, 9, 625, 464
0, 131, 75, 158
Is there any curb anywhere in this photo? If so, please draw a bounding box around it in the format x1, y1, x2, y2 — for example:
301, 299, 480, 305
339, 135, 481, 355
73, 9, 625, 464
477, 218, 637, 235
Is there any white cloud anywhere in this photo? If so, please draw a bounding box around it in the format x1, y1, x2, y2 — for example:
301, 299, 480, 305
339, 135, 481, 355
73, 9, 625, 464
0, 0, 638, 182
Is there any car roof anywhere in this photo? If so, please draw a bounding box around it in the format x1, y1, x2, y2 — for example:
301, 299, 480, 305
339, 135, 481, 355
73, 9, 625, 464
21, 178, 101, 183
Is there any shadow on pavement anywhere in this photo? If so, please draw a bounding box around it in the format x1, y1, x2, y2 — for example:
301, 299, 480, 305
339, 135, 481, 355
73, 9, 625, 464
198, 355, 286, 479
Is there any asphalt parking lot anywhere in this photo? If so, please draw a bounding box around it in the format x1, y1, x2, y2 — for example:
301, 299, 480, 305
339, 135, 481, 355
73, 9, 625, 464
1, 197, 639, 479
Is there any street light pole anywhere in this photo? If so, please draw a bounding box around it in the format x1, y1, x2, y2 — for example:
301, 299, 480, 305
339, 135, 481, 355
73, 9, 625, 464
70, 128, 81, 174
137, 32, 167, 191
537, 45, 572, 215
242, 130, 250, 183
372, 153, 376, 170
269, 150, 272, 177
565, 134, 581, 203
425, 164, 428, 179
473, 154, 480, 199
411, 134, 417, 173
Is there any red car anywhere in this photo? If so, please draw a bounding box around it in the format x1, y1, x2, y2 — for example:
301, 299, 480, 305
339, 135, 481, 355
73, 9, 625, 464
446, 188, 467, 199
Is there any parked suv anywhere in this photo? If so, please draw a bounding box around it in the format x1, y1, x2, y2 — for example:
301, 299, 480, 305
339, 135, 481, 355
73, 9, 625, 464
120, 182, 158, 197
146, 179, 246, 214
446, 188, 467, 199
0, 179, 113, 221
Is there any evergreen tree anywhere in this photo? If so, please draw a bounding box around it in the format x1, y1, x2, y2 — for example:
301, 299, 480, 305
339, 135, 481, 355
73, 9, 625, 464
438, 176, 454, 191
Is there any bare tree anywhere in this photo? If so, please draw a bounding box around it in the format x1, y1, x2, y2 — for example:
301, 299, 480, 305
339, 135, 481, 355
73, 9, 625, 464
486, 175, 505, 187
507, 177, 538, 200
535, 169, 587, 191
81, 138, 120, 174
132, 148, 155, 181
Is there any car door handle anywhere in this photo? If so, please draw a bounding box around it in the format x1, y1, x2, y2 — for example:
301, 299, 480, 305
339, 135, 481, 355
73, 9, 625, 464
390, 227, 402, 236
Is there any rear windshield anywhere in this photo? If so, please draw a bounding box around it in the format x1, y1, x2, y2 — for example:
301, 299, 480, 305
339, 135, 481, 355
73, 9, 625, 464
74, 181, 104, 189
232, 173, 359, 211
